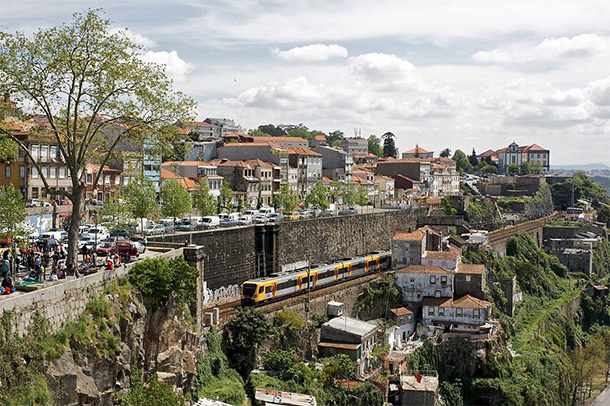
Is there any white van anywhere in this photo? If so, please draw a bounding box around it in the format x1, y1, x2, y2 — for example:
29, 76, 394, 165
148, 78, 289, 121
244, 209, 259, 217
238, 215, 252, 225
200, 216, 220, 229
259, 207, 275, 216
228, 212, 240, 221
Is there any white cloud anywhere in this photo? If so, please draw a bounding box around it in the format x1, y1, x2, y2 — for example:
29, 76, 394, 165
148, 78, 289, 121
350, 53, 425, 91
273, 44, 348, 61
109, 27, 158, 49
139, 50, 194, 82
472, 34, 610, 65
586, 76, 610, 106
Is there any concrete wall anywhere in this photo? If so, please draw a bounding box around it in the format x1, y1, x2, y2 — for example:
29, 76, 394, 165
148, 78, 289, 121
487, 216, 554, 256
0, 248, 189, 337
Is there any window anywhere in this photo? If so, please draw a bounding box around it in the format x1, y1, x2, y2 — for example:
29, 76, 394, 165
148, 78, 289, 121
258, 286, 264, 294
31, 187, 39, 198
456, 308, 462, 317
409, 278, 415, 283
32, 167, 39, 178
4, 165, 10, 179
438, 307, 445, 316
466, 275, 471, 282
59, 167, 66, 179
19, 147, 25, 157
49, 167, 56, 178
473, 309, 480, 318
42, 166, 48, 178
441, 276, 447, 284
51, 146, 58, 159
31, 144, 39, 160
19, 165, 25, 179
428, 307, 435, 316
41, 145, 48, 161
430, 275, 436, 284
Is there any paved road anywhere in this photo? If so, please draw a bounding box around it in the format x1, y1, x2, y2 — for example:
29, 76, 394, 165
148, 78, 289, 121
593, 385, 610, 405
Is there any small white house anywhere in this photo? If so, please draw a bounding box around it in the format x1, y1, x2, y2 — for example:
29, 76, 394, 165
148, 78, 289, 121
394, 265, 454, 307
387, 307, 416, 348
422, 294, 493, 332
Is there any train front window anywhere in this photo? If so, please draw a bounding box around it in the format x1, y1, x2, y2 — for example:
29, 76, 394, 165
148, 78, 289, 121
243, 283, 257, 297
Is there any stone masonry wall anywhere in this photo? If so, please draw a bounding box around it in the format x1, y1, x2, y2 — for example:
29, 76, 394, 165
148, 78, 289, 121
0, 248, 185, 337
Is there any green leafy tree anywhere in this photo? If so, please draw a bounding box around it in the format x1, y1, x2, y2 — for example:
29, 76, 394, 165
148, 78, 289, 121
258, 124, 286, 137
192, 181, 217, 216
321, 354, 355, 386
469, 148, 478, 167
519, 162, 531, 175
440, 148, 451, 158
128, 255, 197, 306
274, 183, 299, 212
507, 163, 520, 175
263, 349, 297, 374
161, 180, 191, 222
355, 185, 369, 206
120, 368, 185, 406
597, 205, 610, 226
224, 307, 270, 379
381, 132, 397, 158
327, 129, 344, 146
305, 181, 330, 209
0, 184, 27, 243
98, 190, 134, 231
440, 381, 464, 406
125, 175, 159, 233
220, 181, 233, 210
452, 150, 472, 173
248, 128, 270, 137
367, 135, 383, 157
0, 10, 195, 265
287, 126, 312, 142
354, 382, 384, 406
442, 197, 457, 215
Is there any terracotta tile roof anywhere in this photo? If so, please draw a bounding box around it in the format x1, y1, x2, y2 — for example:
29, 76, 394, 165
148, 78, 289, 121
222, 141, 281, 148
426, 198, 442, 205
322, 176, 333, 183
284, 147, 322, 157
390, 307, 413, 316
404, 147, 431, 154
420, 226, 441, 236
422, 297, 453, 307
395, 174, 421, 183
252, 136, 307, 144
178, 128, 190, 135
163, 161, 208, 167
522, 143, 548, 152
379, 158, 422, 164
318, 341, 360, 350
394, 265, 454, 275
161, 168, 182, 180
180, 177, 199, 190
183, 121, 212, 127
424, 250, 460, 260
313, 135, 327, 141
245, 158, 273, 168
453, 294, 492, 309
393, 230, 426, 241
217, 160, 253, 169
457, 264, 487, 274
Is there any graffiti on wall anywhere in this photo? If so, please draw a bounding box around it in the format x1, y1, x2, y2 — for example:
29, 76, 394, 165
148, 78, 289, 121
204, 284, 241, 305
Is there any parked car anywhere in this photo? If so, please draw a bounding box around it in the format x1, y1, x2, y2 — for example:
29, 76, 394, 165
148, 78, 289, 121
299, 210, 314, 219
45, 228, 67, 241
199, 216, 220, 229
252, 214, 268, 224
283, 212, 300, 221
237, 215, 252, 225
77, 235, 96, 250
259, 207, 275, 216
159, 218, 176, 233
143, 224, 165, 235
177, 219, 198, 231
339, 207, 358, 215
320, 209, 335, 217
117, 241, 139, 257
37, 235, 58, 250
96, 242, 116, 256
55, 199, 72, 206
26, 199, 45, 207
267, 213, 283, 223
110, 228, 135, 238
88, 199, 104, 206
88, 226, 109, 241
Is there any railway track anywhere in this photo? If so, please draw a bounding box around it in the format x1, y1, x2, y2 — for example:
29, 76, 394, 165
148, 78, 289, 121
203, 271, 382, 327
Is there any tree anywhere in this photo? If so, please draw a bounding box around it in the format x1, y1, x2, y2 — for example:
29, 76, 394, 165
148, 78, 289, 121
305, 181, 330, 209
322, 354, 355, 386
414, 143, 420, 158
367, 135, 383, 157
98, 190, 133, 231
452, 150, 472, 173
507, 163, 520, 175
355, 185, 369, 206
160, 180, 191, 223
224, 307, 270, 379
597, 205, 610, 227
125, 175, 158, 234
258, 124, 286, 137
0, 10, 195, 265
353, 382, 384, 406
440, 148, 451, 158
0, 185, 27, 275
519, 162, 531, 175
468, 148, 478, 167
220, 181, 233, 210
192, 181, 216, 216
248, 128, 270, 137
274, 183, 299, 212
381, 132, 397, 158
559, 336, 606, 406
327, 129, 344, 146
120, 368, 186, 406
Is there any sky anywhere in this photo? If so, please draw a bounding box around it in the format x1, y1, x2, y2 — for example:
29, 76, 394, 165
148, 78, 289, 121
1, 0, 610, 166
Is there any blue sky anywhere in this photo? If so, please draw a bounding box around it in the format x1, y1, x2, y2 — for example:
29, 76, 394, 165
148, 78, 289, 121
2, 0, 610, 166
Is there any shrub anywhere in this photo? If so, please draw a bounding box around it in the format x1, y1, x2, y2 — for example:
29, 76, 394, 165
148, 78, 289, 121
263, 349, 297, 373
129, 255, 197, 305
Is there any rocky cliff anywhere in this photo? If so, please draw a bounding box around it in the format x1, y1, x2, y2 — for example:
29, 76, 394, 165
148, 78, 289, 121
44, 286, 203, 406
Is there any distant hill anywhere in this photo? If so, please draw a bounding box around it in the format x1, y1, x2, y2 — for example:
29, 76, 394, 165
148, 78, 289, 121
552, 163, 610, 171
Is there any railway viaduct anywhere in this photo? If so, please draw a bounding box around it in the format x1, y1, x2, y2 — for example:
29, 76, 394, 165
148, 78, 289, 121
486, 212, 559, 256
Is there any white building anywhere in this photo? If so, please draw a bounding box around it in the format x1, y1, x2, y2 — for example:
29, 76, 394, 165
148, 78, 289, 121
422, 295, 493, 332
387, 307, 416, 348
421, 246, 462, 270
393, 265, 454, 306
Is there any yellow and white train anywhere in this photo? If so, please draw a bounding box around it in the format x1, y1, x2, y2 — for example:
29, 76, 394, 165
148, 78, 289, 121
240, 250, 392, 305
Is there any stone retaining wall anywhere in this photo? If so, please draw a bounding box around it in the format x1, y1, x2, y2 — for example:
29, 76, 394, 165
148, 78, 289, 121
0, 248, 185, 337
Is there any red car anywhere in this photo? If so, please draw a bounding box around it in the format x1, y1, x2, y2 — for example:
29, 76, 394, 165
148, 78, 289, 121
96, 242, 116, 256
117, 241, 139, 257
56, 199, 73, 205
